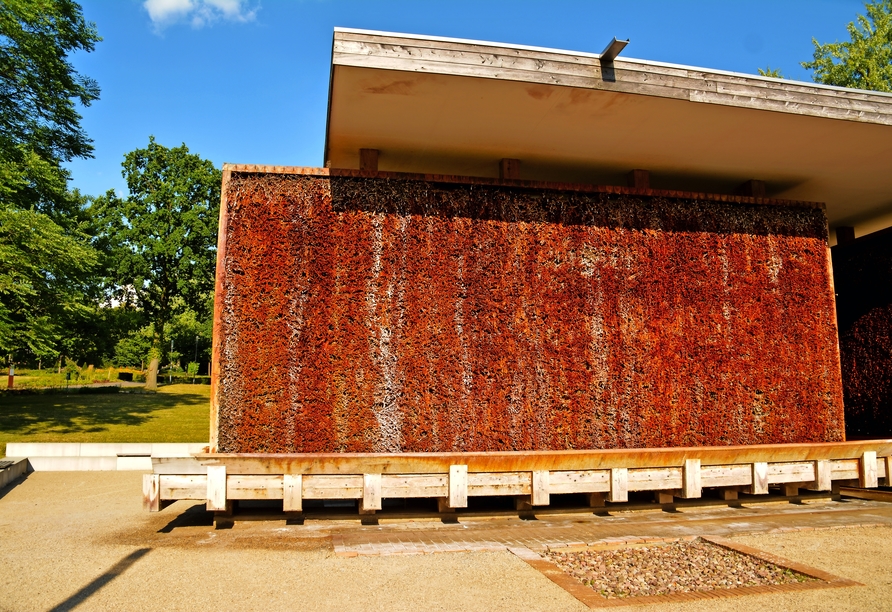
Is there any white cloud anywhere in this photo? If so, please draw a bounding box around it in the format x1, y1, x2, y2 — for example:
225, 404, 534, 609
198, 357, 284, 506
143, 0, 258, 29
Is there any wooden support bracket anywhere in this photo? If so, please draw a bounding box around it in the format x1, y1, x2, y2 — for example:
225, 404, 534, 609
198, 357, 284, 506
283, 474, 302, 512
206, 465, 227, 511
532, 470, 550, 506
362, 473, 382, 511
499, 158, 520, 180
682, 459, 701, 499
860, 451, 878, 488
609, 468, 628, 503
449, 465, 468, 508
143, 474, 160, 512
750, 462, 769, 494
359, 148, 379, 172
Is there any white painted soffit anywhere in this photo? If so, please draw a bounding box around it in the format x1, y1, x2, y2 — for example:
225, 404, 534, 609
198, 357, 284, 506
325, 28, 892, 234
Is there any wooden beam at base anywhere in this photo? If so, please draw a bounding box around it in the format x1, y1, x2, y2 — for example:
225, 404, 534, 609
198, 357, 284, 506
587, 492, 606, 507
719, 488, 738, 501
813, 460, 832, 491
609, 468, 628, 503
532, 470, 550, 506
750, 462, 769, 494
656, 491, 675, 504
359, 148, 379, 172
363, 473, 382, 511
839, 486, 892, 503
449, 464, 468, 508
143, 474, 160, 512
283, 474, 302, 512
206, 465, 227, 511
783, 483, 800, 497
860, 451, 878, 488
499, 158, 520, 180
682, 459, 701, 499
437, 498, 455, 513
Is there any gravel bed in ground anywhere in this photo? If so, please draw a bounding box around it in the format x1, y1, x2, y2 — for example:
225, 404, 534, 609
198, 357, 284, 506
545, 539, 813, 599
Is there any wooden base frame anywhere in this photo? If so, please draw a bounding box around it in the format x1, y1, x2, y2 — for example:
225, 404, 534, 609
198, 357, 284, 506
144, 441, 892, 514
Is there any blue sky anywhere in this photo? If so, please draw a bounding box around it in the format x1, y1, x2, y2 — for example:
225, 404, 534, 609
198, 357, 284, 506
66, 0, 867, 198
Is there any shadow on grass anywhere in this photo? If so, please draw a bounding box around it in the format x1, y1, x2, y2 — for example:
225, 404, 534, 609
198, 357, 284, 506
0, 388, 208, 436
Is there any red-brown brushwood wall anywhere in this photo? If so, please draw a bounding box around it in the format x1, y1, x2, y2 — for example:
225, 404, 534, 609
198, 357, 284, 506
213, 170, 845, 453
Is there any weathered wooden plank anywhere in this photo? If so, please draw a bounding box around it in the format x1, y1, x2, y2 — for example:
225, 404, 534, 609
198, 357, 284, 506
153, 456, 207, 475
226, 475, 283, 500
206, 465, 227, 511
160, 474, 206, 500
143, 474, 160, 512
302, 475, 363, 499
283, 474, 302, 511
363, 473, 382, 510
628, 467, 682, 491
767, 461, 815, 484
609, 468, 628, 503
751, 462, 769, 495
468, 471, 530, 496
682, 459, 701, 499
449, 464, 468, 508
548, 470, 609, 494
839, 486, 892, 503
860, 451, 878, 488
191, 440, 892, 474
532, 470, 549, 506
381, 474, 448, 497
701, 464, 751, 488
831, 459, 860, 480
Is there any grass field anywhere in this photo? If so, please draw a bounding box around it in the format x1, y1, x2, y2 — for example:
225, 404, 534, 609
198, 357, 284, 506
0, 384, 210, 457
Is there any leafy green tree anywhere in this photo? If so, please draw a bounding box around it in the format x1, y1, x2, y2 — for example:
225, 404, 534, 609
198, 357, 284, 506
757, 67, 784, 78
92, 137, 221, 371
802, 0, 892, 92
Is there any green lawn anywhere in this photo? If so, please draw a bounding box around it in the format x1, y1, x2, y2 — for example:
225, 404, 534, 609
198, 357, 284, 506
0, 384, 210, 457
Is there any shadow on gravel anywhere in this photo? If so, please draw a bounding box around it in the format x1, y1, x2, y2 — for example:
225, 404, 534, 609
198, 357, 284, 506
47, 548, 151, 612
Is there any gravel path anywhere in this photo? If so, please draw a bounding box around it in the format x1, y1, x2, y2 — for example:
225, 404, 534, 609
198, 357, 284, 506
546, 540, 811, 599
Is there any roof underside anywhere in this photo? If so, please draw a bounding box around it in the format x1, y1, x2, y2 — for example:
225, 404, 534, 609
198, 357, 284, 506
326, 29, 892, 238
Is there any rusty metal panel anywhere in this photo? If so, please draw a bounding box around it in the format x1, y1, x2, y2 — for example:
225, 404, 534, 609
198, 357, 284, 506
213, 170, 845, 453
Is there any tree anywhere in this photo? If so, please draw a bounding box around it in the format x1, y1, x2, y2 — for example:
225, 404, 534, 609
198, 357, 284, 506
802, 0, 892, 92
92, 137, 221, 385
0, 1, 101, 365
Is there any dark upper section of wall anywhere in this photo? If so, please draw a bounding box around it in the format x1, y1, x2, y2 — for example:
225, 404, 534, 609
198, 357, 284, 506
213, 169, 844, 453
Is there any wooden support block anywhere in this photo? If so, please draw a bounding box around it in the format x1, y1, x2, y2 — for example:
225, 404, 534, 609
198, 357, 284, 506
532, 470, 550, 506
656, 491, 674, 504
437, 498, 455, 513
587, 492, 606, 507
813, 460, 832, 491
514, 495, 533, 511
358, 501, 376, 515
143, 474, 160, 512
206, 465, 227, 512
359, 148, 379, 172
750, 462, 768, 495
719, 488, 738, 501
627, 169, 650, 189
736, 179, 766, 198
362, 473, 382, 511
836, 226, 855, 246
783, 483, 800, 497
885, 456, 892, 486
283, 474, 302, 512
449, 465, 468, 508
499, 158, 520, 180
609, 468, 628, 503
682, 459, 701, 499
860, 451, 878, 488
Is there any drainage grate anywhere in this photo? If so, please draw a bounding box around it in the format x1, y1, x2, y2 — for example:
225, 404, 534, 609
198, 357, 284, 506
0, 460, 14, 470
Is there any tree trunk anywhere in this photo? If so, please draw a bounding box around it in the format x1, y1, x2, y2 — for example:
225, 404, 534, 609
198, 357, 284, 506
146, 358, 159, 390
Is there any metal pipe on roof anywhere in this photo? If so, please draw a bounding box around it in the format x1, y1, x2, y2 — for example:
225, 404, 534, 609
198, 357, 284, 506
600, 37, 629, 62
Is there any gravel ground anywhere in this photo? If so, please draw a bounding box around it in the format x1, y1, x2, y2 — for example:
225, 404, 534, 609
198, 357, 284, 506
546, 540, 811, 599
1, 471, 891, 612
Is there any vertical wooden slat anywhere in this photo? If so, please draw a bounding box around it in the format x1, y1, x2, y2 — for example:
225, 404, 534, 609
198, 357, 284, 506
206, 465, 227, 511
860, 451, 878, 488
359, 148, 379, 172
531, 470, 550, 506
814, 460, 832, 491
885, 456, 892, 486
363, 473, 382, 510
682, 459, 701, 498
499, 158, 520, 180
143, 474, 160, 512
449, 465, 468, 508
751, 462, 768, 494
283, 474, 302, 512
609, 468, 628, 502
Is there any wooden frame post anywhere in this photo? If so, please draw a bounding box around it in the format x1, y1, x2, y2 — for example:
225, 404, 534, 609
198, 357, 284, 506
813, 460, 832, 491
885, 456, 892, 486
860, 451, 878, 488
587, 492, 606, 507
750, 462, 769, 494
682, 459, 701, 499
362, 473, 382, 511
609, 468, 628, 502
206, 465, 227, 511
449, 465, 468, 508
143, 474, 160, 512
283, 474, 303, 512
532, 470, 550, 506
